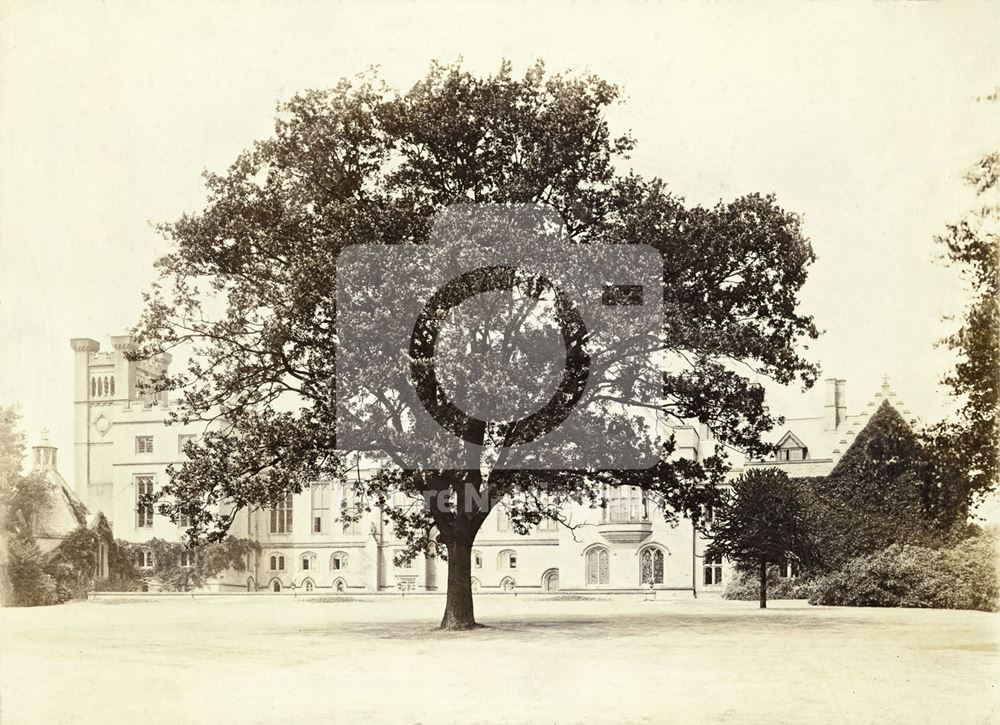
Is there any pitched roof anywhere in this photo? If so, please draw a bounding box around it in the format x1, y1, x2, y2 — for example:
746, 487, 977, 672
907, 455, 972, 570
746, 378, 919, 473
34, 466, 89, 539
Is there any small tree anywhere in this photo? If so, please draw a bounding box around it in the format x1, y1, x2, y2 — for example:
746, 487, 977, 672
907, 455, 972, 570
705, 469, 819, 608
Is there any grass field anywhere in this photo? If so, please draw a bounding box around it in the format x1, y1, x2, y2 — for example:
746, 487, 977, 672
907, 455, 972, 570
0, 594, 996, 724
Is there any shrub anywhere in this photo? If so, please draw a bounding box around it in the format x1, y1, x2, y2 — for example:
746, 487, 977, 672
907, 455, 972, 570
6, 537, 59, 606
808, 528, 998, 612
722, 565, 817, 601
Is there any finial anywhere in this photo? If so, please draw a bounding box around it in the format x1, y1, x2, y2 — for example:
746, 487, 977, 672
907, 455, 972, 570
40, 427, 50, 444
881, 374, 890, 393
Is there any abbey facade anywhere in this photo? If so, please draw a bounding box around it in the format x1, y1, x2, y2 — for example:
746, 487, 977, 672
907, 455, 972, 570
67, 336, 915, 595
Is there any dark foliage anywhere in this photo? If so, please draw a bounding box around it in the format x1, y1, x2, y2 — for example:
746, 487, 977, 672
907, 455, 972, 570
818, 401, 943, 563
722, 565, 817, 601
705, 469, 822, 607
922, 141, 999, 521
808, 528, 998, 612
130, 62, 820, 627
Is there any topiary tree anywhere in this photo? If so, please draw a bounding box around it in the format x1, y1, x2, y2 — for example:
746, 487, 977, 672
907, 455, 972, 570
705, 468, 821, 608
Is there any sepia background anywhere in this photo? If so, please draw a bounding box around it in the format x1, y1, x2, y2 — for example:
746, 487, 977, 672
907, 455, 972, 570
1, 0, 998, 513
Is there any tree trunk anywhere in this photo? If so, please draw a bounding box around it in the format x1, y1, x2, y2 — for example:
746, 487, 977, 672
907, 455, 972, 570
759, 558, 767, 609
440, 539, 480, 630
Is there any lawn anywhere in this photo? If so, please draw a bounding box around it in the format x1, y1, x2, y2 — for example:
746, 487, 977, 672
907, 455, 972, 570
0, 594, 996, 724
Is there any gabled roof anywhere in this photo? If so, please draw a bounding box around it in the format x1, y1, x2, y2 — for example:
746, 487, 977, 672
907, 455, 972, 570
775, 431, 808, 450
747, 377, 919, 470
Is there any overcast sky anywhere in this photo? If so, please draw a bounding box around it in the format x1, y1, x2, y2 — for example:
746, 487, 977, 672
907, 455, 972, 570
1, 1, 997, 510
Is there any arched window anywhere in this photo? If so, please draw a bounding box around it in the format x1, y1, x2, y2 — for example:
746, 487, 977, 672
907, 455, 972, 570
472, 550, 483, 569
498, 549, 517, 570
140, 581, 150, 592
640, 546, 665, 585
500, 576, 516, 592
135, 550, 153, 569
303, 579, 315, 592
330, 552, 349, 570
91, 378, 97, 397
471, 577, 481, 592
109, 376, 115, 396
270, 579, 282, 593
270, 493, 293, 534
178, 550, 195, 568
246, 577, 256, 592
542, 569, 560, 592
269, 554, 286, 571
333, 578, 346, 592
585, 546, 610, 586
301, 552, 316, 571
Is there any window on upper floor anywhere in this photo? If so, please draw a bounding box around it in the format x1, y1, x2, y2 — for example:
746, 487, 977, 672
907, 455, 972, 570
603, 485, 646, 523
499, 549, 517, 570
538, 517, 560, 532
331, 552, 348, 570
177, 507, 192, 528
337, 484, 361, 534
496, 506, 510, 532
135, 436, 154, 454
774, 432, 808, 462
135, 475, 154, 528
472, 550, 483, 569
311, 483, 330, 534
702, 503, 718, 524
269, 554, 286, 571
177, 434, 195, 455
301, 552, 316, 571
270, 493, 293, 534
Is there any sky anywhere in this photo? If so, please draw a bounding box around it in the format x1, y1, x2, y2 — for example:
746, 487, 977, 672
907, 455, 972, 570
1, 1, 997, 510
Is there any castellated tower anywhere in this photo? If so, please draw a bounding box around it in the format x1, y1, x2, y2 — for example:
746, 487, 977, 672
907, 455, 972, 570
69, 335, 199, 544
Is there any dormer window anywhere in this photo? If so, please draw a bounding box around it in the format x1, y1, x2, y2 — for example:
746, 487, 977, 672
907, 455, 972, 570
774, 432, 808, 462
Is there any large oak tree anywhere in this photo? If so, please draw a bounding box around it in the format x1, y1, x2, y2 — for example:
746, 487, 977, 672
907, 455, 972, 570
132, 62, 819, 629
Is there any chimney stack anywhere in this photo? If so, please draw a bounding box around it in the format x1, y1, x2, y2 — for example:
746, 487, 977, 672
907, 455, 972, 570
824, 378, 847, 431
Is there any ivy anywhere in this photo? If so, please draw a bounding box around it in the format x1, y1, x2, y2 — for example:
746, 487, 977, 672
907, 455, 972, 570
118, 536, 260, 592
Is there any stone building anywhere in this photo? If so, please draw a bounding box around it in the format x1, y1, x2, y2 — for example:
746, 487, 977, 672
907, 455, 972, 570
70, 335, 913, 594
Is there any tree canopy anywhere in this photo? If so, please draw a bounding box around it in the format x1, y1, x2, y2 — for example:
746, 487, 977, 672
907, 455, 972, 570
132, 62, 820, 628
923, 116, 999, 519
704, 468, 820, 608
